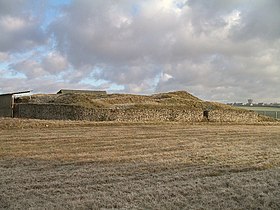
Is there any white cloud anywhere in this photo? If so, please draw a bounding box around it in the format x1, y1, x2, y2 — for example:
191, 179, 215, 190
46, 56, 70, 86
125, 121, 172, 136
0, 1, 46, 52
0, 16, 27, 31
161, 73, 173, 82
47, 0, 280, 101
11, 60, 46, 79
1, 0, 280, 102
42, 52, 69, 74
0, 52, 9, 61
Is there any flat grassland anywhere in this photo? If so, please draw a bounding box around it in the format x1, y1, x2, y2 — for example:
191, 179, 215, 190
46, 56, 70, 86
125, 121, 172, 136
236, 106, 280, 119
237, 106, 280, 112
1, 119, 280, 209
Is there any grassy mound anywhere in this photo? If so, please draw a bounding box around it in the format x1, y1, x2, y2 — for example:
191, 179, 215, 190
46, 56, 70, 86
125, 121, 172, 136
14, 90, 276, 122
13, 91, 257, 110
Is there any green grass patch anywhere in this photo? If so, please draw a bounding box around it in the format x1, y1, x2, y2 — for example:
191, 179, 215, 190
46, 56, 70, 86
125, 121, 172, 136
236, 106, 280, 112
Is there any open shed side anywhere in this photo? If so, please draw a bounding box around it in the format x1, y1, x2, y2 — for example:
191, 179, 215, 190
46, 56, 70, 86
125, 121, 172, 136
0, 91, 31, 118
0, 94, 13, 117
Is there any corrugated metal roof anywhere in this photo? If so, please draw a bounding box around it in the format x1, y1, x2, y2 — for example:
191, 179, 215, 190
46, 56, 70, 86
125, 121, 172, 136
0, 90, 31, 96
57, 89, 107, 94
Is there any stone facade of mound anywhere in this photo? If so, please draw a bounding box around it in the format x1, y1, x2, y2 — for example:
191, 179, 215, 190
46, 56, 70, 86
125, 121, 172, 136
13, 91, 271, 123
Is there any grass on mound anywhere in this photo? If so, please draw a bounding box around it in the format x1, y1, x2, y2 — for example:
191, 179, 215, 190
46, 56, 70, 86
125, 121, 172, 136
16, 91, 237, 110
14, 90, 277, 122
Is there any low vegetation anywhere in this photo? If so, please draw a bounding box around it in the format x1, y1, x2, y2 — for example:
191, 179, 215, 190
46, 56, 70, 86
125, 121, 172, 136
1, 118, 279, 209
17, 91, 244, 111
15, 91, 276, 123
240, 106, 280, 112
236, 106, 280, 120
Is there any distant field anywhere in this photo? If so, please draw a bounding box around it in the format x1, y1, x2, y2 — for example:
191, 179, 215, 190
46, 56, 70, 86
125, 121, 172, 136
237, 106, 280, 112
236, 106, 280, 119
0, 119, 280, 209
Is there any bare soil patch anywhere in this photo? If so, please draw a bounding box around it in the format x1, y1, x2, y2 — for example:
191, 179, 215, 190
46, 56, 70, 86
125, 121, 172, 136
1, 119, 280, 209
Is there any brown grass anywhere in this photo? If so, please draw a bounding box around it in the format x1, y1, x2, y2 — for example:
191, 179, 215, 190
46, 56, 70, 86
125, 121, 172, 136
16, 90, 238, 111
0, 118, 280, 209
15, 91, 277, 123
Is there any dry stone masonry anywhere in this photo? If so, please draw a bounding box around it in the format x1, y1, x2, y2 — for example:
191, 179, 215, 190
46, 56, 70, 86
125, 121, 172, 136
14, 103, 260, 123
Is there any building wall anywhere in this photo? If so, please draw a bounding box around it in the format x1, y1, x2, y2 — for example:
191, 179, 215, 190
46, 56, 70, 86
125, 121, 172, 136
14, 103, 260, 123
0, 95, 13, 117
57, 90, 107, 95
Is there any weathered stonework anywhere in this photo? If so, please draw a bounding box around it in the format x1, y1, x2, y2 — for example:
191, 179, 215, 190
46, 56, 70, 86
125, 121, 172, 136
208, 110, 259, 123
14, 103, 260, 123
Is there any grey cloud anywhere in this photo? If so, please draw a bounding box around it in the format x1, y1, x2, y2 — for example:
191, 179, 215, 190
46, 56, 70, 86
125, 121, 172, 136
47, 0, 280, 100
232, 0, 280, 41
10, 52, 70, 80
11, 60, 47, 79
0, 52, 9, 61
50, 0, 193, 91
2, 0, 280, 102
41, 52, 69, 74
187, 0, 280, 41
0, 20, 46, 52
0, 0, 26, 15
156, 44, 280, 102
0, 76, 96, 94
0, 0, 46, 53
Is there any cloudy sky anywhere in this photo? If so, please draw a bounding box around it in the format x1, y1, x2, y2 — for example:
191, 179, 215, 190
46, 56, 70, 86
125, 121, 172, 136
0, 0, 280, 102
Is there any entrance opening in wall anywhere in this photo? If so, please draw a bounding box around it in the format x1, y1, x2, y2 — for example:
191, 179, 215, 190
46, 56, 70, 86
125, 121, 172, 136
203, 110, 209, 120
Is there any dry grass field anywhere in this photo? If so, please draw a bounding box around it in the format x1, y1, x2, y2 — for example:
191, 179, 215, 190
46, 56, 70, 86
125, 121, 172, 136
1, 118, 280, 209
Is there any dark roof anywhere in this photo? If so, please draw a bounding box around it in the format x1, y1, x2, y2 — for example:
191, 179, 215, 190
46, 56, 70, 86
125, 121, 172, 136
57, 89, 107, 94
0, 90, 31, 97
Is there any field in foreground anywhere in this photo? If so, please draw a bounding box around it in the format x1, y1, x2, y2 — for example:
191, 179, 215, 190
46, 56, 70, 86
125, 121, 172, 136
1, 119, 280, 209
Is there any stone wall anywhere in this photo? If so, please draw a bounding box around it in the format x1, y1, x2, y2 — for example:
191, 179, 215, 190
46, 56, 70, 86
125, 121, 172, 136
209, 110, 259, 123
14, 103, 260, 123
14, 103, 82, 120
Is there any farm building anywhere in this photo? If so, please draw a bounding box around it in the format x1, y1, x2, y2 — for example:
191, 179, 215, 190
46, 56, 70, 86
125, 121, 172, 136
0, 91, 31, 117
57, 89, 107, 95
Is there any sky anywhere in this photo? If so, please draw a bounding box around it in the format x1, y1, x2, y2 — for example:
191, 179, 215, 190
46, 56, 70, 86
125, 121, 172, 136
0, 0, 280, 103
